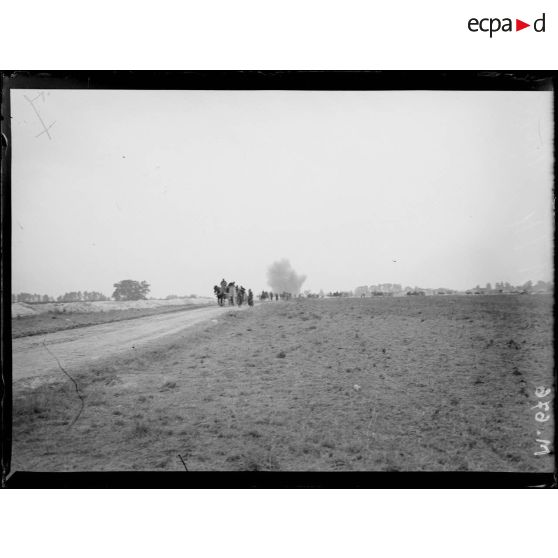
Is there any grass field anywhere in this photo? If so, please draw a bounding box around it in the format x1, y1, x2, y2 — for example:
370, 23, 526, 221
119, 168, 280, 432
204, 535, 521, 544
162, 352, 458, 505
11, 295, 554, 472
11, 303, 213, 338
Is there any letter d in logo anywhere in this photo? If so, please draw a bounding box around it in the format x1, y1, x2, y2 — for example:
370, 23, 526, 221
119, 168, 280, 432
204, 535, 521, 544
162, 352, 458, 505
534, 13, 546, 32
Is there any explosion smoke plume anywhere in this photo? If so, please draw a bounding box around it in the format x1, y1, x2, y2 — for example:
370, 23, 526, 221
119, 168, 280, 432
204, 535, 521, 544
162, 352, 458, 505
267, 259, 306, 295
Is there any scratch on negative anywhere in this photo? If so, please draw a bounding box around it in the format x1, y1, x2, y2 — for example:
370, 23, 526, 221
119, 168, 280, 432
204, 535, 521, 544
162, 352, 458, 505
24, 93, 55, 140
42, 337, 85, 426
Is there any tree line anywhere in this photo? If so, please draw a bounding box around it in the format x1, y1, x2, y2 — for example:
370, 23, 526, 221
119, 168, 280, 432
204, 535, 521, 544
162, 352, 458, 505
469, 280, 552, 293
12, 291, 111, 303
13, 279, 152, 304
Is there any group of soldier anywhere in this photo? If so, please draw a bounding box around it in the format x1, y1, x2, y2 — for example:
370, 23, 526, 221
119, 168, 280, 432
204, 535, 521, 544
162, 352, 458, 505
214, 279, 294, 307
259, 291, 293, 301
215, 279, 254, 306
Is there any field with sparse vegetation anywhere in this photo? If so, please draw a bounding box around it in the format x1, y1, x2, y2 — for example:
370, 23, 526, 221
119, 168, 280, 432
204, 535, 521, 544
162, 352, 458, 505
11, 295, 554, 472
12, 301, 213, 338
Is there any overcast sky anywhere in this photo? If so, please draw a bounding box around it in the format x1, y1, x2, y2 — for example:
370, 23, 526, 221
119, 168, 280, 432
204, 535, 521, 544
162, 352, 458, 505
11, 89, 553, 298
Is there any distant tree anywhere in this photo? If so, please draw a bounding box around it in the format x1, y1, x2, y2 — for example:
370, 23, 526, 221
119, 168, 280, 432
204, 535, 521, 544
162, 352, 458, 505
88, 291, 109, 301
112, 280, 150, 301
14, 292, 54, 303
535, 280, 549, 292
486, 283, 492, 291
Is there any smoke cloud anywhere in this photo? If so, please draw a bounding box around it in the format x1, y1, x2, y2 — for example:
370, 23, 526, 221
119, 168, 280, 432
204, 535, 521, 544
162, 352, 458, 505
267, 259, 307, 294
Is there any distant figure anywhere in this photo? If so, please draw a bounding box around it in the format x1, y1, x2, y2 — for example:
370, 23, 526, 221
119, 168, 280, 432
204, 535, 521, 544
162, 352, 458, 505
275, 293, 278, 301
216, 278, 227, 306
269, 291, 273, 301
227, 282, 236, 306
237, 286, 246, 306
248, 289, 254, 306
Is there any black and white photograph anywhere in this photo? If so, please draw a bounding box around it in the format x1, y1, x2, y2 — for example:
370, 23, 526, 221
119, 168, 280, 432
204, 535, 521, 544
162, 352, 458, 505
1, 72, 555, 485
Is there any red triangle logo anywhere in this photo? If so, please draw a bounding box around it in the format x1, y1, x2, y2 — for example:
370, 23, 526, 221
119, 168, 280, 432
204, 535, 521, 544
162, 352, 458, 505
516, 19, 530, 31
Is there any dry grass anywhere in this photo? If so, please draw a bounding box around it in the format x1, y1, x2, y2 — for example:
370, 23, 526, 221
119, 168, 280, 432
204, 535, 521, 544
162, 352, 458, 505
11, 295, 554, 472
12, 303, 212, 338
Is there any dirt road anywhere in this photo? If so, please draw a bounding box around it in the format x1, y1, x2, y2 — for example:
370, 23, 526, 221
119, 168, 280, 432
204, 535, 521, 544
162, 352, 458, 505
12, 304, 247, 382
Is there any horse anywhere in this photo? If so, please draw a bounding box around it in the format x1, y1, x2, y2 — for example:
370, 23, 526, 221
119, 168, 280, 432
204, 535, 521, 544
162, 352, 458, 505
213, 285, 226, 306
